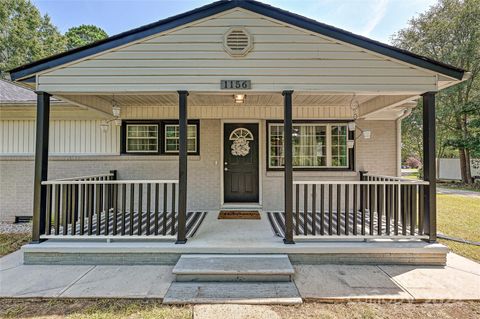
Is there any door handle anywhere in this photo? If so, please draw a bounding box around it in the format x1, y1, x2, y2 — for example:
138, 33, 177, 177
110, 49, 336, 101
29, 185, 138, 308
224, 167, 229, 171
224, 162, 228, 165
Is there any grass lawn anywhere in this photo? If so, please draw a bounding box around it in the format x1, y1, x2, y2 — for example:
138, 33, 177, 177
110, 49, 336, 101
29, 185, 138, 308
0, 300, 480, 319
0, 233, 30, 257
438, 181, 480, 193
437, 194, 480, 261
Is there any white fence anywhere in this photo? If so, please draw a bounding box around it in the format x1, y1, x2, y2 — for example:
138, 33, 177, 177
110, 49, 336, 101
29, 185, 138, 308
437, 158, 480, 180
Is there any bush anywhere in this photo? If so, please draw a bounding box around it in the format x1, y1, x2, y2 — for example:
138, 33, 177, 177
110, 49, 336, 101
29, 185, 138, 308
405, 156, 422, 169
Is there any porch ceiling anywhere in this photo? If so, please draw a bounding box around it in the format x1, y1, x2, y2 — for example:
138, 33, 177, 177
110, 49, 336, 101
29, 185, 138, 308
54, 92, 418, 120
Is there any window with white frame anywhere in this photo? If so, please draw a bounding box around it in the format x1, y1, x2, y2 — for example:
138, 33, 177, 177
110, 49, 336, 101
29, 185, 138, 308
268, 122, 350, 169
126, 124, 159, 153
164, 124, 198, 153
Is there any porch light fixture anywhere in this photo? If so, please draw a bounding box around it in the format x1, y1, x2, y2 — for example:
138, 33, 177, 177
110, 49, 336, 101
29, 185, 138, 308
348, 122, 356, 131
112, 96, 121, 117
100, 121, 109, 133
234, 94, 246, 104
347, 140, 355, 148
362, 130, 371, 139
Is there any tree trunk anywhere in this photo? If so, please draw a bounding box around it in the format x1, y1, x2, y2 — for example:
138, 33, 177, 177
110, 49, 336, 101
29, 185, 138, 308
458, 147, 472, 184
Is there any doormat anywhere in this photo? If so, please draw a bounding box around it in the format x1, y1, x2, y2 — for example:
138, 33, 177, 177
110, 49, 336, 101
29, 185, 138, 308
218, 211, 261, 220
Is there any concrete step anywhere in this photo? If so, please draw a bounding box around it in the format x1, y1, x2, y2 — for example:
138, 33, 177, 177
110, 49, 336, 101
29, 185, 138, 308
163, 282, 302, 304
173, 254, 294, 282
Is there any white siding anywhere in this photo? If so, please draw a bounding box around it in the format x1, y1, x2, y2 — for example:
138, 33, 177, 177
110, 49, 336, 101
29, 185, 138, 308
38, 9, 437, 93
0, 120, 119, 155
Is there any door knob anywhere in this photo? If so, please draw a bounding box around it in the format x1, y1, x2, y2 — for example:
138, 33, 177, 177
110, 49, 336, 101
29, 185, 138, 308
224, 162, 228, 165
224, 167, 229, 171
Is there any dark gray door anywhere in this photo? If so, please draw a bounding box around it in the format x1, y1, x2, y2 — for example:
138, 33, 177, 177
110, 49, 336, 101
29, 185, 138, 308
224, 123, 259, 203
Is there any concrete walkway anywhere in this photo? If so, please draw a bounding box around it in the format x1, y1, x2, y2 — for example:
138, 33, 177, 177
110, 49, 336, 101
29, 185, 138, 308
437, 187, 480, 197
1, 251, 479, 301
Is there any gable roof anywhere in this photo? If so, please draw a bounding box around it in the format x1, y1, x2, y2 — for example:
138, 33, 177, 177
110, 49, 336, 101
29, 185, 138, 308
9, 0, 466, 81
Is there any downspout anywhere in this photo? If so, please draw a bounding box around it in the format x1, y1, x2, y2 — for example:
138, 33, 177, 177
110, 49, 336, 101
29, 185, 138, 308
396, 108, 413, 177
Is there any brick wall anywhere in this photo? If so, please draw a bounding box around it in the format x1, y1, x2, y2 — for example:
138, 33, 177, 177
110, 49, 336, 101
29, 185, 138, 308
0, 119, 398, 221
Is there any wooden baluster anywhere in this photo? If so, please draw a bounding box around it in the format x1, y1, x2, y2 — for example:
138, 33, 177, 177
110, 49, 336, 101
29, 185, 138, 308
328, 184, 333, 235
394, 184, 399, 235
361, 184, 366, 236
112, 184, 118, 236
303, 184, 308, 235
345, 184, 350, 236
45, 185, 52, 235
369, 183, 375, 235
353, 184, 358, 236
95, 184, 101, 235
386, 184, 392, 235
295, 184, 300, 235
104, 183, 109, 235
79, 184, 85, 235
87, 184, 93, 235
71, 184, 77, 235
137, 183, 143, 235
171, 183, 176, 235
312, 184, 316, 235
320, 184, 325, 236
129, 184, 135, 236
146, 183, 151, 236
377, 184, 383, 235
401, 185, 407, 235
411, 185, 417, 236
418, 185, 424, 236
154, 183, 159, 236
163, 184, 168, 236
121, 184, 127, 236
336, 184, 341, 235
61, 185, 68, 235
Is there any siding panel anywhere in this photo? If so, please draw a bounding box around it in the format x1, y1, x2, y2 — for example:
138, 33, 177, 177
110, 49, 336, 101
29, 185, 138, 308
0, 120, 120, 155
38, 9, 437, 93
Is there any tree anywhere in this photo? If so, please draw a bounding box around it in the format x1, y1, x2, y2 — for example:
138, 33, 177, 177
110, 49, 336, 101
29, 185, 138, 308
65, 25, 108, 50
0, 0, 65, 78
392, 0, 480, 183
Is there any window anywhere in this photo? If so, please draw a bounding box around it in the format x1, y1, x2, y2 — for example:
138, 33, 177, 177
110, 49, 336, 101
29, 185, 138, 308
121, 120, 199, 155
268, 122, 351, 170
126, 124, 158, 153
164, 124, 198, 153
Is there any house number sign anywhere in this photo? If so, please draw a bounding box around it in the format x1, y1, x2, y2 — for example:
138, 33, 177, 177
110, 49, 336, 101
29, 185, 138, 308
220, 80, 251, 90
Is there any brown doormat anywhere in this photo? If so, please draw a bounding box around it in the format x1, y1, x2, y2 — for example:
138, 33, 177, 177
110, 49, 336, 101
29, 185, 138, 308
218, 210, 261, 220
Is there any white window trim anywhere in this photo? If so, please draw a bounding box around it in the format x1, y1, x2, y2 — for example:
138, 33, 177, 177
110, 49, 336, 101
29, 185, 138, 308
164, 124, 198, 154
126, 124, 159, 153
268, 122, 349, 169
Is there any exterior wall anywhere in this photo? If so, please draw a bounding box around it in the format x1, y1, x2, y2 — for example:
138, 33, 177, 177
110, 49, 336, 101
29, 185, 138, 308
0, 120, 119, 155
0, 116, 398, 221
37, 9, 437, 93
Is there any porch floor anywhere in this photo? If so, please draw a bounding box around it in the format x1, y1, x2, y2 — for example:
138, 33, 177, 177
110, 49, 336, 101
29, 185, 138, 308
22, 212, 448, 265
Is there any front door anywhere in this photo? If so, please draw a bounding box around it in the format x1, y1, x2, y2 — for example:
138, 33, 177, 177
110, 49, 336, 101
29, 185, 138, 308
224, 123, 259, 203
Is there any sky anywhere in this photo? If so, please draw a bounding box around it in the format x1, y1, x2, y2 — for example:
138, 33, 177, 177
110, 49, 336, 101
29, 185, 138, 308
31, 0, 438, 44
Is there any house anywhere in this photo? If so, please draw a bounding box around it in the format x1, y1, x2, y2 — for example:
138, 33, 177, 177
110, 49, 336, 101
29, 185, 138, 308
4, 0, 468, 267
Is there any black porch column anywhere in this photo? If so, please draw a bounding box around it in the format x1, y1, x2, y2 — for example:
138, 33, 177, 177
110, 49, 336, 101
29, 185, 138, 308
283, 90, 294, 244
422, 92, 437, 242
32, 92, 51, 243
176, 91, 189, 244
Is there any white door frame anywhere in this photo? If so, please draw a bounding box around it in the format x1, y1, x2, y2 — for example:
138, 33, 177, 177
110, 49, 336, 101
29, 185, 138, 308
220, 119, 263, 208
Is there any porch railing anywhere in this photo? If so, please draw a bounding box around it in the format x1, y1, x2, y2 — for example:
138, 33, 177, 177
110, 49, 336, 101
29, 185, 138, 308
40, 179, 179, 238
52, 171, 116, 182
292, 178, 430, 239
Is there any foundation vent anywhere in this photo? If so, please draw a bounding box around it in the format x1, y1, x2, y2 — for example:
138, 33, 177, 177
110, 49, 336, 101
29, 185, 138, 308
224, 27, 253, 57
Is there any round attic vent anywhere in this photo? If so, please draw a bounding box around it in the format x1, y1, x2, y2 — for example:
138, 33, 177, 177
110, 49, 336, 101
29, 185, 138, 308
224, 27, 253, 57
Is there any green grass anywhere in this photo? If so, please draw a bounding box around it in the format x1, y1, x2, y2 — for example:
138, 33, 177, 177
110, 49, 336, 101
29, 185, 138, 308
0, 300, 191, 319
1, 300, 479, 319
0, 233, 30, 257
438, 181, 480, 193
437, 194, 480, 261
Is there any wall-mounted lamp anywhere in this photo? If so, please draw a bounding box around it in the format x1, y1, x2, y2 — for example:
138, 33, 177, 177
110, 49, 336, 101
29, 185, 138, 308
234, 94, 246, 104
348, 122, 356, 131
362, 130, 371, 139
347, 140, 355, 148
